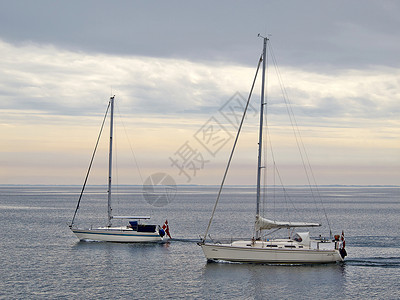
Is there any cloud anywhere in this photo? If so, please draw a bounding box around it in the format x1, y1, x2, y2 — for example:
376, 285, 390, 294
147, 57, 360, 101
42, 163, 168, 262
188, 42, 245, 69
0, 39, 250, 119
0, 34, 399, 185
1, 1, 400, 70
268, 66, 400, 121
2, 38, 399, 122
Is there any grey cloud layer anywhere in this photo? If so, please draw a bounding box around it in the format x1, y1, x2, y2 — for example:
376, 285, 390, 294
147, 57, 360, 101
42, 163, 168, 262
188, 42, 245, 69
1, 1, 399, 70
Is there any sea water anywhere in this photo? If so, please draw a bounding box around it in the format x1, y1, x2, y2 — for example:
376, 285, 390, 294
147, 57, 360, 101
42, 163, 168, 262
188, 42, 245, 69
0, 185, 399, 299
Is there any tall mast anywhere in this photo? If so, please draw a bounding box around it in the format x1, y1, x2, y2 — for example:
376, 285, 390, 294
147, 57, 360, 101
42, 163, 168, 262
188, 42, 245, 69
256, 36, 267, 238
107, 95, 115, 227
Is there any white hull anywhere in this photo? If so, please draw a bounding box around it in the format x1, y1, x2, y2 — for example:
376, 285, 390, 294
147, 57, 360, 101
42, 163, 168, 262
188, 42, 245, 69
71, 227, 163, 243
200, 240, 344, 264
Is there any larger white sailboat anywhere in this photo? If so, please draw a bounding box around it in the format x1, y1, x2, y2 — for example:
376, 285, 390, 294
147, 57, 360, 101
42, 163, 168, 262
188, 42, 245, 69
69, 96, 166, 242
199, 36, 347, 264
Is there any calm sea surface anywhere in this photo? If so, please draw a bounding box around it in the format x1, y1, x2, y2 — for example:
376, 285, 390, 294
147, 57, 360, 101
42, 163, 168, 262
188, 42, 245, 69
1, 185, 399, 299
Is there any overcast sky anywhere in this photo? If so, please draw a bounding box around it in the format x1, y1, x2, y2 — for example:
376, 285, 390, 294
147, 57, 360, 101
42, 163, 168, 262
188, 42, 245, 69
1, 0, 399, 185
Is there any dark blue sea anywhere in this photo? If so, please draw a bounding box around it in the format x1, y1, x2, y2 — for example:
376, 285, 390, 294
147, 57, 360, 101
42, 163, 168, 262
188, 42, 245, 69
1, 185, 399, 299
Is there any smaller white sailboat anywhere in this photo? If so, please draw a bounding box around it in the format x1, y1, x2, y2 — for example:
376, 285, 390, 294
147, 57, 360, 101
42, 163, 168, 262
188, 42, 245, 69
69, 96, 166, 242
199, 36, 347, 264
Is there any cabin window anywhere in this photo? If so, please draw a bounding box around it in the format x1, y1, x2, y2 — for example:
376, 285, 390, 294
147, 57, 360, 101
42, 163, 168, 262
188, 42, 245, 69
285, 245, 296, 248
266, 245, 278, 247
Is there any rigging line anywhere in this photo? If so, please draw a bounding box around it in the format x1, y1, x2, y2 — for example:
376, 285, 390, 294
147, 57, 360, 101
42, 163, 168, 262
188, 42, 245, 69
270, 47, 322, 223
265, 125, 297, 220
261, 129, 267, 218
116, 104, 145, 185
113, 114, 120, 215
270, 50, 329, 229
263, 46, 282, 222
260, 51, 268, 220
70, 100, 111, 227
265, 128, 278, 218
202, 54, 263, 243
268, 42, 331, 233
261, 41, 271, 220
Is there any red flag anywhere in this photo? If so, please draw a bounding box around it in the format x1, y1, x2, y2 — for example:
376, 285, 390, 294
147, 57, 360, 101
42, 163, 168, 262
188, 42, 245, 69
162, 220, 171, 239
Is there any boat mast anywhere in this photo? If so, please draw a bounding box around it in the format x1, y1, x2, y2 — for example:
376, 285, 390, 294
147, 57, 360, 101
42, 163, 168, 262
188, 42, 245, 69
256, 36, 267, 239
107, 95, 115, 227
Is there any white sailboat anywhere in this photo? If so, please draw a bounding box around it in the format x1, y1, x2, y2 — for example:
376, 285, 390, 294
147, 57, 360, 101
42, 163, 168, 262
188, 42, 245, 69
199, 36, 347, 264
69, 96, 166, 242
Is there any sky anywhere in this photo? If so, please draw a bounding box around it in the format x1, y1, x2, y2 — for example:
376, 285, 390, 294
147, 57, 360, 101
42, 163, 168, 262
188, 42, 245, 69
0, 0, 399, 186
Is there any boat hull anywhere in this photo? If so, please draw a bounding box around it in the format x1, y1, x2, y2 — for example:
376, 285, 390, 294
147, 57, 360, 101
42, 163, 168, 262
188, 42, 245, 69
200, 242, 343, 264
71, 227, 163, 243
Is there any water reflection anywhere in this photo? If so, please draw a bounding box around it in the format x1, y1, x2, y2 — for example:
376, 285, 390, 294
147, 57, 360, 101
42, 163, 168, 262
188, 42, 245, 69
201, 262, 347, 298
